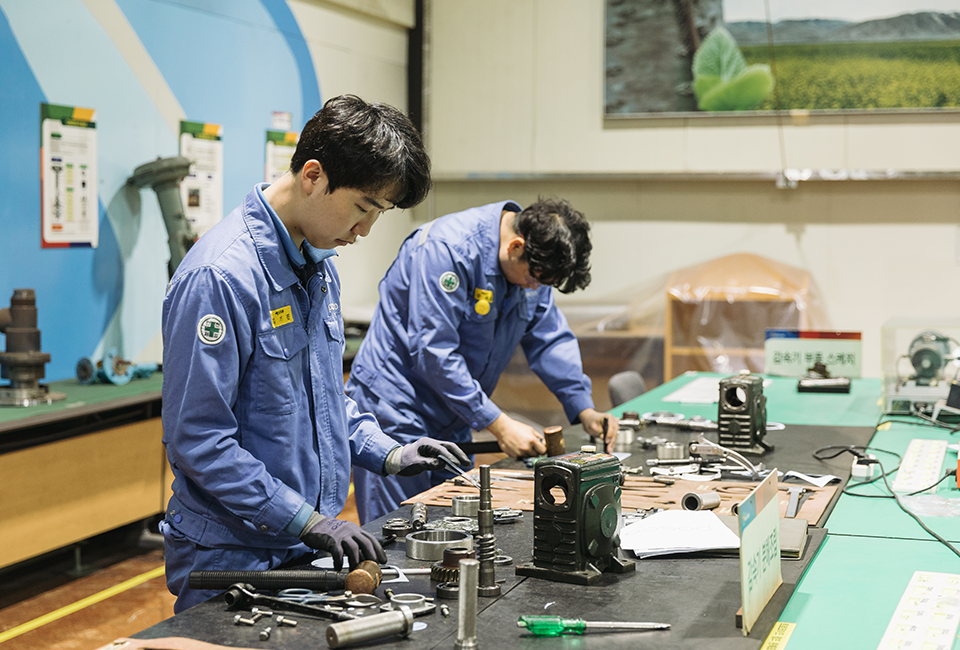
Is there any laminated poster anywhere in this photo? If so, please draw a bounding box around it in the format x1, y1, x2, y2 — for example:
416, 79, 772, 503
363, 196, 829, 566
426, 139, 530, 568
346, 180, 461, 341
179, 120, 223, 237
40, 103, 98, 248
265, 130, 298, 184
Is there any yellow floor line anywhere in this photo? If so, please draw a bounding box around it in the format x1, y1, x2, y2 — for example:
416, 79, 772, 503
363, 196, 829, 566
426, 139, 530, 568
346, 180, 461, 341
0, 565, 166, 644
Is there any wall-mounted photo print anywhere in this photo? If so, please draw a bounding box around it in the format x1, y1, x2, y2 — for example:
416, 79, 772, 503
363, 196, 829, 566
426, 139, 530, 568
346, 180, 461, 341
605, 0, 960, 116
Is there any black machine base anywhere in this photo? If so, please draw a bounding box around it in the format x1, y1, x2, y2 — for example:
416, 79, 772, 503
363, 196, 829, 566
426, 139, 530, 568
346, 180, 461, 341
515, 555, 636, 585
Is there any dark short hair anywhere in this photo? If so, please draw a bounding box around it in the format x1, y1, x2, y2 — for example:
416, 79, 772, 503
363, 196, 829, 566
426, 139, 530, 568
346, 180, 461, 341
291, 95, 431, 209
513, 198, 592, 294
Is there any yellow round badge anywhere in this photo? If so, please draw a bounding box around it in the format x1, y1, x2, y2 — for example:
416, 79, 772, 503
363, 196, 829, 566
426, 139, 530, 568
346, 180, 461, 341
475, 300, 490, 315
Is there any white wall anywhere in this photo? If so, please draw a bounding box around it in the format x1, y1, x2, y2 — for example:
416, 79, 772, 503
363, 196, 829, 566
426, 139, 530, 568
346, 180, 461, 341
291, 0, 419, 316
424, 0, 960, 378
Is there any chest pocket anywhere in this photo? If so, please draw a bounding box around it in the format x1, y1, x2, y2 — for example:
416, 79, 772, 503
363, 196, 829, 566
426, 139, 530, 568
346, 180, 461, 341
457, 300, 499, 372
323, 318, 345, 395
255, 325, 309, 414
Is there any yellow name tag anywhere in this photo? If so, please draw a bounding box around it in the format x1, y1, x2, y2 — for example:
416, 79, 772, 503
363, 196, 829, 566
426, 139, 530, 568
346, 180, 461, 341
270, 305, 293, 328
474, 288, 493, 302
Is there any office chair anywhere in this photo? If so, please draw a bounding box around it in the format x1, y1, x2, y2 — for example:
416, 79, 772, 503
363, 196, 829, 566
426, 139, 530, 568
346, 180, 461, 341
608, 370, 647, 408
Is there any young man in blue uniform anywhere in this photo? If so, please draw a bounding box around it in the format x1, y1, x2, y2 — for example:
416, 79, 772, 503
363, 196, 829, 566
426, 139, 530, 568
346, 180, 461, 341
160, 95, 469, 612
345, 198, 619, 524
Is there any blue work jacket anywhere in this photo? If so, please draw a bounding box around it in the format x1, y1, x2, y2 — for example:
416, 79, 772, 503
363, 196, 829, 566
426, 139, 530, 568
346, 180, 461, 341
161, 185, 395, 550
345, 200, 594, 445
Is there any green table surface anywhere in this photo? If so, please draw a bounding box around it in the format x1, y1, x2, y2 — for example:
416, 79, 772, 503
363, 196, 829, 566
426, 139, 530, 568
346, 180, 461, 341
614, 372, 883, 429
778, 534, 960, 650
0, 373, 163, 431
816, 422, 960, 542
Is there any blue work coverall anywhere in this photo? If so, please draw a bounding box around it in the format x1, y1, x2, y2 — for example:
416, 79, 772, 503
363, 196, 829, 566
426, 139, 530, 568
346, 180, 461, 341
345, 200, 595, 523
160, 185, 397, 611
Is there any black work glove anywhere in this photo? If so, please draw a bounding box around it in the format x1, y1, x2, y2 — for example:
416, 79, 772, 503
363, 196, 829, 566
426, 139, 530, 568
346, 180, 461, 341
299, 512, 386, 570
396, 437, 471, 477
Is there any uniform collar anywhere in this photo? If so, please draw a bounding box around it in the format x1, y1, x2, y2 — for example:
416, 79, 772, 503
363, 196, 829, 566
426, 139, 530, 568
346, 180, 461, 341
248, 183, 337, 291
482, 199, 522, 279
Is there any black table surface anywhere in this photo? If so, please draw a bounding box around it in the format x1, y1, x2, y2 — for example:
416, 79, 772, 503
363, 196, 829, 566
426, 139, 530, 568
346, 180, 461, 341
132, 421, 875, 649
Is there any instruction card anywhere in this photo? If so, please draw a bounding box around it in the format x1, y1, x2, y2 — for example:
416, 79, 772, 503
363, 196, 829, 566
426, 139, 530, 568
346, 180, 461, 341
738, 470, 782, 636
764, 330, 862, 377
40, 103, 98, 248
876, 571, 960, 650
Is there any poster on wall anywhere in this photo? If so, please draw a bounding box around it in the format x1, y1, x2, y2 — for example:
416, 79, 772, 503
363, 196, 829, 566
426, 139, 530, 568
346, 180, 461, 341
40, 103, 98, 248
265, 130, 298, 183
179, 120, 223, 237
605, 0, 960, 117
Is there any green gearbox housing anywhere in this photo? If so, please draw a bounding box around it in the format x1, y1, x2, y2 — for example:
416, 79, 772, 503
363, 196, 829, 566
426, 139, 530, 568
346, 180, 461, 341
516, 449, 635, 585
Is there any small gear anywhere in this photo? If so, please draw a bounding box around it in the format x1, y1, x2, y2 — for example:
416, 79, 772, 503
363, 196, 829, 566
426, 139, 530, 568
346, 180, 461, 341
430, 546, 475, 582
430, 563, 460, 583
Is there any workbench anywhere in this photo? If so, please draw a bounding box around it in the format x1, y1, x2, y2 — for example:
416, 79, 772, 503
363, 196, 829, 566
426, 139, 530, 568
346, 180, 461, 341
0, 374, 167, 570
121, 371, 960, 649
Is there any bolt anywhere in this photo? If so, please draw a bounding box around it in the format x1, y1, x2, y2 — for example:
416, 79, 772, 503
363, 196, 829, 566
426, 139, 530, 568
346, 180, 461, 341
251, 608, 273, 621
384, 587, 395, 599
260, 627, 272, 641
276, 615, 298, 627
440, 603, 450, 618
234, 615, 255, 626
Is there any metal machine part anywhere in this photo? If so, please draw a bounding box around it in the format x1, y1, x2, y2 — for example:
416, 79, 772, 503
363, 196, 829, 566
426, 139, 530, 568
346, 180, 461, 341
689, 434, 763, 480
223, 583, 355, 622
382, 518, 414, 540
190, 566, 378, 593
325, 604, 414, 649
431, 546, 475, 583
657, 441, 686, 460
379, 592, 436, 617
455, 559, 480, 650
410, 501, 427, 531
426, 516, 477, 535
476, 465, 501, 598
405, 529, 474, 561
0, 289, 65, 407
128, 156, 195, 279
681, 491, 722, 511
717, 372, 772, 455
76, 348, 159, 386
451, 495, 480, 517
435, 581, 460, 600
908, 331, 953, 383
516, 449, 636, 585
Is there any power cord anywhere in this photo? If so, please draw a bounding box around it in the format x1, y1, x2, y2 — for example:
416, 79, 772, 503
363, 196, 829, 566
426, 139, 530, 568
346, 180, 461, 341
813, 443, 960, 560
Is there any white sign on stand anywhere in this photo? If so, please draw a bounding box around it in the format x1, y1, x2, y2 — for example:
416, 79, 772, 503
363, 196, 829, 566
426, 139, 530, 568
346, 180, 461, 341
738, 470, 782, 635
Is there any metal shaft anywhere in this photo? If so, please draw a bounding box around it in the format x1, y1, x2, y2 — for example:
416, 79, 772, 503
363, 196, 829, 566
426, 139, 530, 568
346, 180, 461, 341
411, 501, 427, 530
585, 621, 672, 631
476, 465, 500, 597
455, 558, 479, 650
325, 606, 413, 648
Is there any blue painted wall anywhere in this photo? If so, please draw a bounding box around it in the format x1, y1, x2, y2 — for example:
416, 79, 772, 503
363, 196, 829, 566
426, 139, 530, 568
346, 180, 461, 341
0, 0, 321, 381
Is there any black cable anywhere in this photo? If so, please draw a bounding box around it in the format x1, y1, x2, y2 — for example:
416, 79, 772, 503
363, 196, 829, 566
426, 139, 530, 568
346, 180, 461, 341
872, 458, 960, 561
815, 439, 960, 558
905, 472, 955, 497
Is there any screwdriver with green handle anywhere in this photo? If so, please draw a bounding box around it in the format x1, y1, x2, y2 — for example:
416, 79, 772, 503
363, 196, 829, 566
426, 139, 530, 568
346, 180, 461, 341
517, 615, 671, 636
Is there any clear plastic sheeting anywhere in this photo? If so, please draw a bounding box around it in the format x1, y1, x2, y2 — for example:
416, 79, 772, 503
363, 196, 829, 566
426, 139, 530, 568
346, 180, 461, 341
663, 253, 829, 380
899, 495, 960, 518
488, 253, 828, 428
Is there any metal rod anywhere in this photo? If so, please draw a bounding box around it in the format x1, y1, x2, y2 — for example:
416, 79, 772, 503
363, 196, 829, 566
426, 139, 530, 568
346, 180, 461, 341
456, 558, 479, 650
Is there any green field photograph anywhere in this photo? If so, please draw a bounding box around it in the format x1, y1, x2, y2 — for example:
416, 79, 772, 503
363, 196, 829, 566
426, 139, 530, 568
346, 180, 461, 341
605, 0, 960, 115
